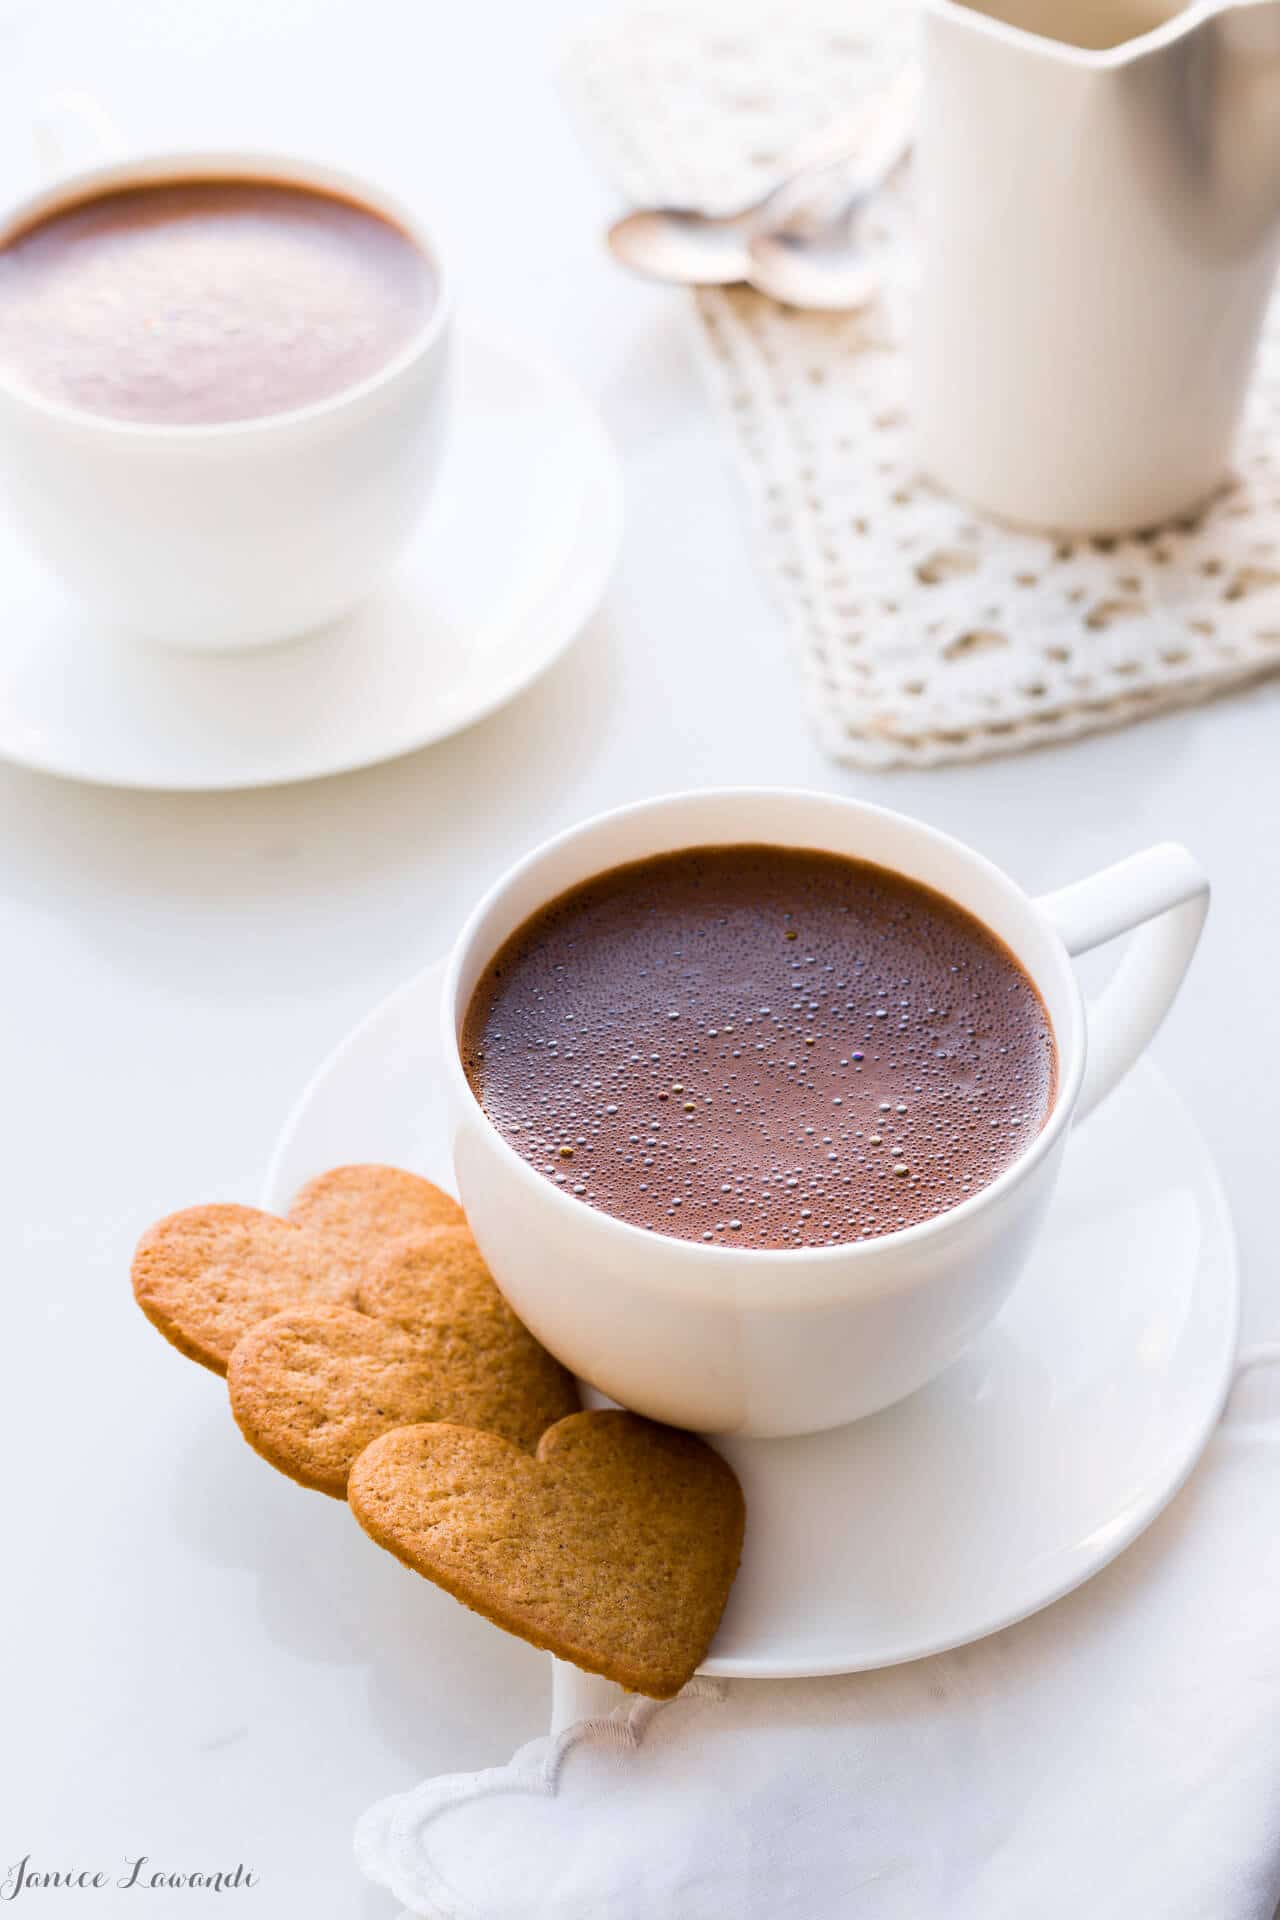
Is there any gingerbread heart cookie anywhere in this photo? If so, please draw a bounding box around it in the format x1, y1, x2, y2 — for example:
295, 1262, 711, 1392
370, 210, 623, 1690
132, 1204, 359, 1375
347, 1410, 745, 1698
287, 1163, 464, 1258
228, 1228, 579, 1497
131, 1168, 463, 1376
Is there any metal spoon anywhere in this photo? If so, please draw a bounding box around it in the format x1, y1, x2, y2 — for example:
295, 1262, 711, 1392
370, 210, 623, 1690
746, 70, 917, 309
605, 105, 888, 287
606, 65, 918, 305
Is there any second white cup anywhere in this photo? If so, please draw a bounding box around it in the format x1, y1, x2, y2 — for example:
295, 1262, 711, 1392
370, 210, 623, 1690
0, 143, 452, 651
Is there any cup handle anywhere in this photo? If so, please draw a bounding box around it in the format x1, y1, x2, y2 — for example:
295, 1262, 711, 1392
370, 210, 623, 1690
31, 91, 128, 185
1035, 844, 1209, 1123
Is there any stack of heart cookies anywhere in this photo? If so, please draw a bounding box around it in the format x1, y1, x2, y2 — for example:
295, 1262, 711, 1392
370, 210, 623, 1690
132, 1164, 744, 1699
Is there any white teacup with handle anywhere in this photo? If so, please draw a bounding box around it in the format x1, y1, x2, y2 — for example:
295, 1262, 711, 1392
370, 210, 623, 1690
441, 789, 1209, 1438
0, 97, 452, 650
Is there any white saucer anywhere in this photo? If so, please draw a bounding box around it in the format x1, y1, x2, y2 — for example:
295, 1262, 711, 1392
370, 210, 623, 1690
266, 961, 1239, 1678
0, 335, 621, 790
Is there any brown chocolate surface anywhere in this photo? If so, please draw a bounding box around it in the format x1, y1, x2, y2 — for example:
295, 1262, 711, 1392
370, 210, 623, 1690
463, 845, 1056, 1248
0, 178, 434, 424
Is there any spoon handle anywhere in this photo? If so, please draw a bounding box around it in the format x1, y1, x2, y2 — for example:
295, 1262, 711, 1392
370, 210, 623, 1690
773, 100, 897, 180
763, 63, 919, 230
845, 63, 920, 192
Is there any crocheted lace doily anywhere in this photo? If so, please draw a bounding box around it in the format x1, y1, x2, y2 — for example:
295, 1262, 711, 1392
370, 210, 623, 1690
564, 0, 1280, 767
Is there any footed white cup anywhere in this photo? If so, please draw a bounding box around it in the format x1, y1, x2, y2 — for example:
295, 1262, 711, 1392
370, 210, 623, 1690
441, 790, 1208, 1438
0, 134, 451, 651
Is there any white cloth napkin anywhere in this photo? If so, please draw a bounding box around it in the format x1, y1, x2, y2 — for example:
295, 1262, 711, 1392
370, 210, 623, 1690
356, 1354, 1280, 1920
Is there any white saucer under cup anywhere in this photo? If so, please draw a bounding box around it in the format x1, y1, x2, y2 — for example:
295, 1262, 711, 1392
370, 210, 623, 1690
266, 960, 1239, 1679
0, 336, 620, 790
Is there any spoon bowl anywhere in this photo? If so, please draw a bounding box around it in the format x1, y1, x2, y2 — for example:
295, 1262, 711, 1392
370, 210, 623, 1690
606, 205, 753, 286
746, 221, 884, 311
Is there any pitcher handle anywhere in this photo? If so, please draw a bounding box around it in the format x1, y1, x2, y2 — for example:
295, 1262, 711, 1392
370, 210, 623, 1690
1035, 844, 1208, 1122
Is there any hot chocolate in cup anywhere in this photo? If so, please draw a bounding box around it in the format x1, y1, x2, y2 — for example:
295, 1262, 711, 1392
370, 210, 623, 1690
441, 789, 1208, 1438
0, 135, 451, 651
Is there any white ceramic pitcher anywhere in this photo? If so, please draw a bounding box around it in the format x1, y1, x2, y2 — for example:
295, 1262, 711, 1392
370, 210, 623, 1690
914, 0, 1280, 533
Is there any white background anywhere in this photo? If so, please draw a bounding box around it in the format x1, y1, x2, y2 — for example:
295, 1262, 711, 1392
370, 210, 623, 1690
0, 1, 1274, 1914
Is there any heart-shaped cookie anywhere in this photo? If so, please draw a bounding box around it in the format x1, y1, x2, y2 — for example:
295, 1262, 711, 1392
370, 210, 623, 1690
132, 1204, 359, 1375
347, 1410, 745, 1698
227, 1227, 579, 1496
287, 1163, 464, 1256
131, 1167, 462, 1375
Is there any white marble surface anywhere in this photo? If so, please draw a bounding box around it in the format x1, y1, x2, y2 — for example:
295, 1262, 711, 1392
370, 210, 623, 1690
1, 1, 1275, 1914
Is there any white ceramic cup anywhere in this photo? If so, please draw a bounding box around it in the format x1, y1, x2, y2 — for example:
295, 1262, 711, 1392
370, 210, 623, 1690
0, 131, 451, 650
441, 789, 1209, 1439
